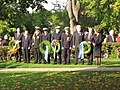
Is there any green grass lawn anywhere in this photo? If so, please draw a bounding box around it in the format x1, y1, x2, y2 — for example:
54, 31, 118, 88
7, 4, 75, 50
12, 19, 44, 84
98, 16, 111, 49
0, 58, 120, 68
0, 58, 120, 90
0, 71, 120, 90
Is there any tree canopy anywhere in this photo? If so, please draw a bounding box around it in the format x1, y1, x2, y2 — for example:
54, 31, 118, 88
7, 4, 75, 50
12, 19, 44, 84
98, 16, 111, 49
79, 0, 120, 33
0, 0, 120, 36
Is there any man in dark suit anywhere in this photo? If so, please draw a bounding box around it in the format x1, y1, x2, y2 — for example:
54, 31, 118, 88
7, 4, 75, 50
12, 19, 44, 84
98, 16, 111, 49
52, 26, 62, 64
84, 27, 94, 65
2, 35, 9, 46
32, 26, 42, 64
61, 27, 72, 64
14, 28, 22, 62
42, 28, 51, 64
73, 25, 84, 65
22, 31, 31, 63
106, 30, 116, 42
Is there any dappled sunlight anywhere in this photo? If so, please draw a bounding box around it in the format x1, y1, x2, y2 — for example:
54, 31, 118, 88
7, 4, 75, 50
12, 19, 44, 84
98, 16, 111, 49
0, 71, 120, 89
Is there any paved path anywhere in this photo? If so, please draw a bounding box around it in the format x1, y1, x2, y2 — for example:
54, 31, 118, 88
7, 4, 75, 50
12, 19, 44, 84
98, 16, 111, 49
0, 67, 120, 72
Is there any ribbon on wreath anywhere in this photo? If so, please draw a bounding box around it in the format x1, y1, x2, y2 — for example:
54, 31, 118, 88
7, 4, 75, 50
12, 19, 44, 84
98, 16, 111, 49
78, 42, 84, 59
44, 46, 49, 62
53, 45, 56, 59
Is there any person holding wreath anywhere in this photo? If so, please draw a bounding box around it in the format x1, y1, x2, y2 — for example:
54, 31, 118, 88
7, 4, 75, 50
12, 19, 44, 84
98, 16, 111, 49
84, 27, 94, 65
51, 26, 62, 64
32, 26, 42, 64
42, 28, 51, 64
73, 25, 84, 65
61, 27, 72, 64
93, 29, 103, 65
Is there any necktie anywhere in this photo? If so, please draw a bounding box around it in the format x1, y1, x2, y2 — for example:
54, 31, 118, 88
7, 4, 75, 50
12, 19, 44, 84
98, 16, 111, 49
88, 33, 91, 41
25, 36, 27, 40
17, 33, 20, 38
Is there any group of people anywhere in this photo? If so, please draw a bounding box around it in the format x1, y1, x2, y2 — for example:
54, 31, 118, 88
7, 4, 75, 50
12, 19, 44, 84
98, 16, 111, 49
104, 30, 120, 43
0, 25, 120, 65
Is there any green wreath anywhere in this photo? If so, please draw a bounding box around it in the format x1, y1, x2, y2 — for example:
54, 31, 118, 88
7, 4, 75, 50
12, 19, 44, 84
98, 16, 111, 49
8, 40, 16, 49
51, 40, 60, 53
39, 40, 51, 54
78, 41, 91, 55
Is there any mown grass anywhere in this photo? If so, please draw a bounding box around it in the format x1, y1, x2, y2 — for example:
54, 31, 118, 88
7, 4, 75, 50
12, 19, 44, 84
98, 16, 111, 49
0, 71, 120, 90
0, 58, 120, 68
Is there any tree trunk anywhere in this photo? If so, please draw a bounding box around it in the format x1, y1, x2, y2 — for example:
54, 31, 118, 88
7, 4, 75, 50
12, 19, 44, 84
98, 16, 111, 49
67, 0, 80, 34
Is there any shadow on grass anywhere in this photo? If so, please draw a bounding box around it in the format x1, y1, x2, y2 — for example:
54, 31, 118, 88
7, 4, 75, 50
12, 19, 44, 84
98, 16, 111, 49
100, 59, 120, 67
0, 71, 120, 90
0, 61, 22, 68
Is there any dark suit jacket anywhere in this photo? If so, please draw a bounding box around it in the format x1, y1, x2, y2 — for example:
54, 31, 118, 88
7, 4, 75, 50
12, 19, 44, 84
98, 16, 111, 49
106, 35, 116, 42
32, 32, 42, 48
2, 40, 9, 46
42, 33, 51, 42
14, 33, 22, 47
14, 33, 22, 40
22, 35, 31, 49
61, 33, 72, 48
73, 31, 84, 46
93, 34, 103, 56
52, 32, 62, 42
84, 33, 94, 43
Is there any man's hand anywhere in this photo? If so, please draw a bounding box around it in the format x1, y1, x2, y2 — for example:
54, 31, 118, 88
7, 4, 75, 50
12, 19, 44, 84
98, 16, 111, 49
28, 47, 30, 50
93, 43, 95, 46
32, 43, 34, 46
73, 45, 75, 49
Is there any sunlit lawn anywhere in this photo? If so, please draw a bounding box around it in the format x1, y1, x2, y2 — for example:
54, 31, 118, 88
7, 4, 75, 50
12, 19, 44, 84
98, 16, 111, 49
0, 71, 120, 90
0, 58, 120, 68
0, 58, 120, 90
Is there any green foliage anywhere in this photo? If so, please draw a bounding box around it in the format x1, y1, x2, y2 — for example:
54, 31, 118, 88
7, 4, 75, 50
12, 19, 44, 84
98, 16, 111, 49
50, 1, 69, 32
0, 20, 16, 36
102, 42, 120, 58
0, 0, 48, 35
79, 0, 120, 33
0, 0, 47, 20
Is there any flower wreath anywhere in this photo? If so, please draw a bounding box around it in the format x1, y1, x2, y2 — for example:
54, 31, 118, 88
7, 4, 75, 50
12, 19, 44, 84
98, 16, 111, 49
39, 40, 51, 54
78, 41, 91, 55
8, 40, 20, 54
8, 40, 20, 49
51, 40, 60, 53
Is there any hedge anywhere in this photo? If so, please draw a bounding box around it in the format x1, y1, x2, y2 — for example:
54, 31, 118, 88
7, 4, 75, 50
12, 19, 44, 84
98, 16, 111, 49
102, 42, 120, 58
0, 42, 120, 60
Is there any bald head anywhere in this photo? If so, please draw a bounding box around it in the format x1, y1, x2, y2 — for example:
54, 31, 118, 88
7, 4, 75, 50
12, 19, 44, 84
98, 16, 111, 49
76, 25, 82, 32
109, 30, 114, 35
